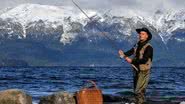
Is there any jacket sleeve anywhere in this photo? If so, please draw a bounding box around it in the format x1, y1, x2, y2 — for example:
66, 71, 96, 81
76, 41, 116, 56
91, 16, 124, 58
131, 46, 153, 64
124, 48, 135, 57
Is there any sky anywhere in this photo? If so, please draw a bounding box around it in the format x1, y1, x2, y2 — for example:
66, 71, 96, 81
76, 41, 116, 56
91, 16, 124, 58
0, 0, 185, 17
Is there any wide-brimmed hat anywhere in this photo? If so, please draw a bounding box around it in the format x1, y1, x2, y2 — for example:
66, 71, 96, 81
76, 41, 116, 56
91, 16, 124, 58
136, 27, 152, 41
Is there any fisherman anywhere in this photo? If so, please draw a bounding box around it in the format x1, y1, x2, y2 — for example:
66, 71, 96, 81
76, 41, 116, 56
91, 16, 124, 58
118, 27, 153, 104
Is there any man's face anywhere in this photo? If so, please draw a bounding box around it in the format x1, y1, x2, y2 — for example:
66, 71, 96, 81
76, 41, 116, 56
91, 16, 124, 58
139, 31, 148, 42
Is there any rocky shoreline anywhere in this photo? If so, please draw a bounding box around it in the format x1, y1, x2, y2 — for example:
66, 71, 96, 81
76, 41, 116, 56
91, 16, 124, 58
0, 89, 184, 104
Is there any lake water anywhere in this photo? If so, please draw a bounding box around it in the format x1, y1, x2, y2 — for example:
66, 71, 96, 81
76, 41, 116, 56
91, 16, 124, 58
0, 66, 185, 103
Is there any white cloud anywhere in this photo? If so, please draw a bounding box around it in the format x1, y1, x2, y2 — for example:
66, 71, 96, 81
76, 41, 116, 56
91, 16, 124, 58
0, 0, 185, 16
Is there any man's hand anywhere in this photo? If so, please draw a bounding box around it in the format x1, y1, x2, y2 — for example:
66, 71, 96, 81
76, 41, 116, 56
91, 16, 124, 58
125, 57, 132, 64
119, 50, 132, 63
118, 50, 125, 58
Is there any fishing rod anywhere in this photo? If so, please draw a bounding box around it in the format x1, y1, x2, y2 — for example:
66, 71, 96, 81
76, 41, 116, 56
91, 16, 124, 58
72, 0, 138, 71
72, 0, 119, 50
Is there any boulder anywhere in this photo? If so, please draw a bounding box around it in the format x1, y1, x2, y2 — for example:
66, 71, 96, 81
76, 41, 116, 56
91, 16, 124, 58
39, 91, 76, 104
0, 89, 32, 104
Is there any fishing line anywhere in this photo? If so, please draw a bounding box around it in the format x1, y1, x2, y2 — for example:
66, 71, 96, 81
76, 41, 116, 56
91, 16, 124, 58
72, 0, 138, 71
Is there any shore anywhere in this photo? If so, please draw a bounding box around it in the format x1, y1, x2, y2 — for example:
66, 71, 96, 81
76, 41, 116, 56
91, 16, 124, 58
103, 94, 184, 104
0, 89, 184, 104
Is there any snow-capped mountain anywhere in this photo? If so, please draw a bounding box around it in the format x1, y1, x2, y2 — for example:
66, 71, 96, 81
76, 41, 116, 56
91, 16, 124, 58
0, 7, 13, 15
152, 9, 185, 43
0, 4, 184, 44
0, 3, 97, 43
0, 4, 184, 66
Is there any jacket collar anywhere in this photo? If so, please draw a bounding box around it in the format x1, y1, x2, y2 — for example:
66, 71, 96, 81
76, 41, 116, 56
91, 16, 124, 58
137, 40, 149, 48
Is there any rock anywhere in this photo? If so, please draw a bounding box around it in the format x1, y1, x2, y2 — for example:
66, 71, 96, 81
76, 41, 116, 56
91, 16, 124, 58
0, 89, 32, 104
103, 94, 133, 104
103, 94, 181, 104
103, 94, 127, 102
39, 91, 76, 104
180, 101, 185, 104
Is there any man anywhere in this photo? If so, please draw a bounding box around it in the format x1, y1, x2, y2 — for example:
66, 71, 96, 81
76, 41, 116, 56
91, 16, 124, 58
118, 27, 153, 104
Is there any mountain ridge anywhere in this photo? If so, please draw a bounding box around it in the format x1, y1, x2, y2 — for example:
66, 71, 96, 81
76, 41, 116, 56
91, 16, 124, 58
0, 4, 184, 66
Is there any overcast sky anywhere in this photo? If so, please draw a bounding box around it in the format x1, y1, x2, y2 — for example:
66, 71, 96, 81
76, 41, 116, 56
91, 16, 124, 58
0, 0, 185, 16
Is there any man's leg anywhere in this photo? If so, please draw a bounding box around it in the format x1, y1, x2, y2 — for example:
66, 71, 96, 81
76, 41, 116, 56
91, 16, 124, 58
134, 71, 150, 104
133, 70, 138, 91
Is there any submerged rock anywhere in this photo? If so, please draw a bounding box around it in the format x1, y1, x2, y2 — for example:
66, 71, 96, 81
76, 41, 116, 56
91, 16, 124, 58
0, 89, 32, 104
39, 91, 76, 104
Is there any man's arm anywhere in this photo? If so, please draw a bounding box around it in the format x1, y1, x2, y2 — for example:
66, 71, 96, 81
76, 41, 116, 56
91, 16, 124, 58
118, 48, 135, 64
124, 48, 135, 57
118, 48, 134, 58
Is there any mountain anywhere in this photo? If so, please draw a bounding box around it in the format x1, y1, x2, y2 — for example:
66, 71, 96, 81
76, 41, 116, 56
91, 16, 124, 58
0, 4, 184, 66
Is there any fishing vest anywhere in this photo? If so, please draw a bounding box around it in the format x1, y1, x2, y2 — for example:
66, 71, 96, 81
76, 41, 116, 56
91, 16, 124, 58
134, 43, 152, 71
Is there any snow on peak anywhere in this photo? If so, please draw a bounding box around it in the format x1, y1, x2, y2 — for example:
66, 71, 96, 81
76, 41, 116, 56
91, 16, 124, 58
0, 4, 70, 25
0, 3, 98, 26
0, 3, 98, 40
152, 9, 185, 43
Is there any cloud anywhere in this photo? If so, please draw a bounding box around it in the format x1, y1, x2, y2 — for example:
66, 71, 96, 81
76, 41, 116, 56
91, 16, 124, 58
0, 0, 185, 16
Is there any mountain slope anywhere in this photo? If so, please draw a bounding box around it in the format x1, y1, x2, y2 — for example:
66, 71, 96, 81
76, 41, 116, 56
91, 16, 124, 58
0, 4, 184, 66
